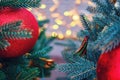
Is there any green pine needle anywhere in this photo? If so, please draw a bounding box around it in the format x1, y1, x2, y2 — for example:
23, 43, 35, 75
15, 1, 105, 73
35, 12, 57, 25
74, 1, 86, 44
38, 19, 50, 27
0, 40, 10, 50
16, 68, 40, 80
0, 21, 22, 31
0, 21, 32, 50
28, 46, 53, 60
0, 0, 41, 8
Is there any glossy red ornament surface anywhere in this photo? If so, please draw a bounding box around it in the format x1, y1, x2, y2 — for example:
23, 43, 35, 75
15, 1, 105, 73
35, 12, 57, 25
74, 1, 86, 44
97, 44, 120, 80
0, 7, 39, 58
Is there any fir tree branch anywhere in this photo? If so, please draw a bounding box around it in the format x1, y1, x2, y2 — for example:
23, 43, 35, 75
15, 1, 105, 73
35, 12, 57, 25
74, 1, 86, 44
38, 19, 50, 27
94, 23, 120, 53
0, 40, 10, 50
57, 55, 96, 80
80, 15, 96, 41
32, 29, 47, 50
16, 68, 40, 80
0, 21, 32, 50
0, 21, 22, 31
29, 46, 53, 59
0, 70, 6, 80
0, 0, 41, 8
57, 0, 120, 80
70, 67, 96, 80
80, 15, 91, 32
0, 30, 32, 39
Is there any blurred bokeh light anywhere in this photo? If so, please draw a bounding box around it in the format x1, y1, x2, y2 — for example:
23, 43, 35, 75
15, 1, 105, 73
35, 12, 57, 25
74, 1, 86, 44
28, 0, 94, 40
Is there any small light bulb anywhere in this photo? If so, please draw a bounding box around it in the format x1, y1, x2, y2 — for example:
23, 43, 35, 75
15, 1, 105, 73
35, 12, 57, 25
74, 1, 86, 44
52, 32, 58, 37
37, 16, 43, 20
52, 25, 59, 30
64, 11, 70, 16
72, 15, 80, 20
75, 0, 81, 5
58, 33, 64, 40
40, 4, 46, 9
66, 30, 72, 36
55, 19, 63, 25
70, 21, 76, 27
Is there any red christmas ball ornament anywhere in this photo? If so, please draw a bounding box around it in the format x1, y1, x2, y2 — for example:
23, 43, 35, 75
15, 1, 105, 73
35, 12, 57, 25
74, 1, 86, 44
97, 44, 120, 80
0, 7, 39, 58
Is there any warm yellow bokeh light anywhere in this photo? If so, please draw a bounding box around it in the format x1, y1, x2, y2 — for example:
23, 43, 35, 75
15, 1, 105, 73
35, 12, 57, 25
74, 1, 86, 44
49, 5, 57, 12
37, 16, 43, 20
33, 0, 92, 39
52, 32, 58, 37
55, 19, 63, 25
52, 25, 59, 30
72, 15, 80, 21
51, 13, 60, 18
70, 21, 76, 27
40, 4, 46, 9
88, 1, 96, 7
58, 33, 64, 39
64, 11, 70, 16
37, 15, 46, 20
75, 0, 81, 5
66, 30, 72, 36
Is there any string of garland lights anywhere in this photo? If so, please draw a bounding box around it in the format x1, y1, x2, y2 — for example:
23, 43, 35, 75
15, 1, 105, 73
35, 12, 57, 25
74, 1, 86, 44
28, 0, 94, 40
